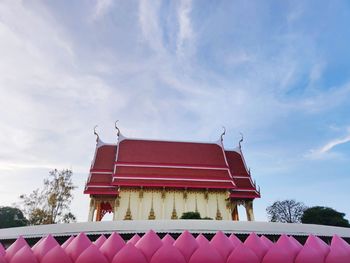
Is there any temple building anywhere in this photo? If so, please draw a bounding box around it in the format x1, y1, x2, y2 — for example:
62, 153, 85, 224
84, 124, 260, 222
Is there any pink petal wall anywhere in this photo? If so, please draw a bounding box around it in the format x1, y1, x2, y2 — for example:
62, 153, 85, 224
1, 231, 350, 263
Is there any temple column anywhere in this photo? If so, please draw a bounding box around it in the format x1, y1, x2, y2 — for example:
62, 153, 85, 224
232, 202, 239, 221
138, 188, 143, 220
183, 190, 188, 212
88, 198, 95, 222
244, 200, 255, 221
95, 200, 102, 221
204, 190, 209, 218
161, 189, 166, 219
113, 197, 119, 221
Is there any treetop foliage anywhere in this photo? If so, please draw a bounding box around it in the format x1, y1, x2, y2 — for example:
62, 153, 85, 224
266, 199, 307, 223
20, 169, 77, 225
301, 206, 350, 227
0, 206, 28, 229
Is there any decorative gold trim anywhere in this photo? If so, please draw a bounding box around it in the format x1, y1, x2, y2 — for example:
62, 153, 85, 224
171, 193, 178, 219
139, 187, 144, 199
183, 189, 188, 200
215, 195, 222, 220
161, 187, 166, 199
148, 193, 156, 220
124, 194, 132, 220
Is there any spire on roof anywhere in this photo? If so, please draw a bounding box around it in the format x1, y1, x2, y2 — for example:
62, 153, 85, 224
115, 120, 121, 137
239, 132, 244, 149
94, 125, 99, 142
220, 126, 226, 142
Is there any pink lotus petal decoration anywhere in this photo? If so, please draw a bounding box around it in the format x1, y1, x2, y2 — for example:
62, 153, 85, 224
189, 234, 224, 263
228, 233, 242, 247
244, 232, 268, 261
325, 235, 350, 263
93, 235, 107, 248
32, 234, 59, 262
127, 233, 140, 245
162, 234, 175, 245
210, 231, 234, 261
0, 243, 5, 257
295, 242, 325, 263
3, 231, 350, 263
151, 243, 186, 263
260, 236, 273, 249
75, 244, 108, 263
100, 232, 125, 262
112, 243, 147, 263
305, 234, 330, 257
195, 234, 209, 246
41, 245, 73, 263
65, 233, 92, 262
9, 245, 38, 263
5, 236, 29, 262
61, 236, 75, 250
135, 230, 163, 262
227, 243, 259, 263
173, 231, 198, 262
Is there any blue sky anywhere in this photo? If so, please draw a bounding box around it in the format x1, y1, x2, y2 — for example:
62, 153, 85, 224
0, 0, 350, 222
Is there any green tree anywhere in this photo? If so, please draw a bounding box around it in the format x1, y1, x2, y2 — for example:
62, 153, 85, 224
266, 199, 307, 223
301, 206, 350, 227
0, 206, 28, 228
180, 211, 202, 219
20, 169, 77, 225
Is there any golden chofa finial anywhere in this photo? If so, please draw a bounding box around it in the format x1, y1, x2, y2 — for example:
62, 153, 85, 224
94, 125, 99, 142
239, 132, 244, 149
115, 120, 120, 137
220, 126, 226, 142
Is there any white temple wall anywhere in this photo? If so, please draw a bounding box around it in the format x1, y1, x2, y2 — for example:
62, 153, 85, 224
115, 188, 231, 220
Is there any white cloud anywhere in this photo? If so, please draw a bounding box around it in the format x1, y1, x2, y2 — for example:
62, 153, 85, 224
93, 0, 113, 20
138, 0, 164, 53
306, 129, 350, 159
176, 0, 193, 57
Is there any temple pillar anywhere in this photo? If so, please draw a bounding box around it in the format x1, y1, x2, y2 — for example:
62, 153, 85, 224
95, 200, 102, 221
183, 190, 188, 212
113, 197, 119, 221
88, 198, 95, 222
138, 188, 143, 220
204, 190, 209, 217
161, 189, 166, 219
244, 200, 255, 221
232, 202, 239, 221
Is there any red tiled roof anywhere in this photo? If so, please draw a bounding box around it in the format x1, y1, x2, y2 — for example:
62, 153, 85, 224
84, 144, 118, 196
112, 139, 235, 189
84, 137, 260, 199
225, 150, 260, 198
117, 139, 227, 167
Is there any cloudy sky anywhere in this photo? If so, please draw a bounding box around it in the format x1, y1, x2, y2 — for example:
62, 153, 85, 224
0, 0, 350, 222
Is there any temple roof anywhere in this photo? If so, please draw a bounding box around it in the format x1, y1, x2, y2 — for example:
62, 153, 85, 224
84, 132, 260, 199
